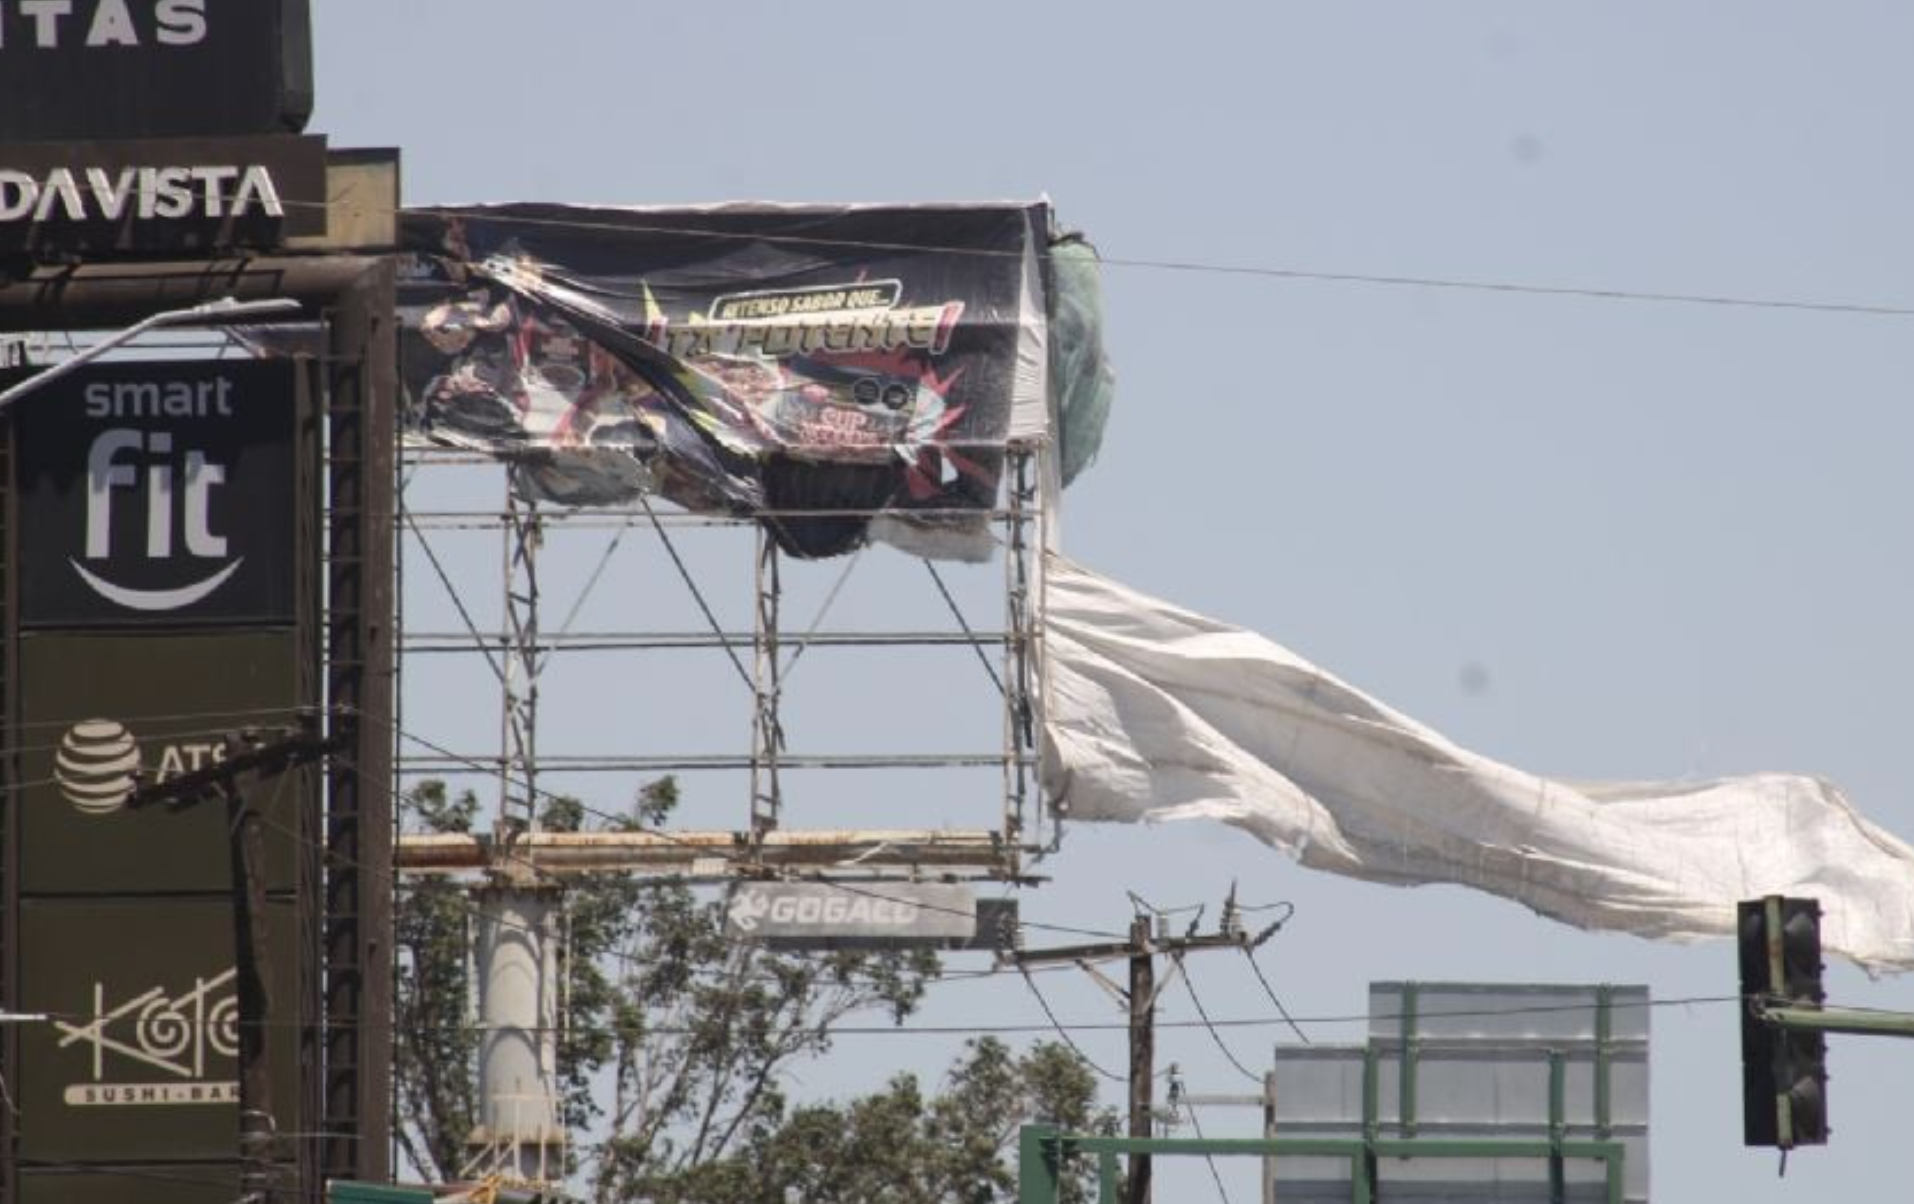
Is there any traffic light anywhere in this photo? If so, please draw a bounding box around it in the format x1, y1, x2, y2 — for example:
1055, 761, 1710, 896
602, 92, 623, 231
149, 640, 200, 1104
1738, 896, 1828, 1148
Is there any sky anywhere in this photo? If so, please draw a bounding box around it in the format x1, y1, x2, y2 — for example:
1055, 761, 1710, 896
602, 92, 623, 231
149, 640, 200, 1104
312, 3, 1914, 1200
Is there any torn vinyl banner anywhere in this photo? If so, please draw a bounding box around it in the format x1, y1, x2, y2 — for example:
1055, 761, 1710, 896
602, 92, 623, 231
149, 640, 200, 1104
400, 201, 1055, 560
1039, 555, 1914, 972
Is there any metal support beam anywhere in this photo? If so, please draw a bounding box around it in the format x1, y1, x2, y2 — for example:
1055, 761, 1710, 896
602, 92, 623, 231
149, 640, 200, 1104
500, 481, 541, 833
750, 530, 782, 846
321, 257, 398, 1189
396, 827, 1009, 876
1761, 1004, 1914, 1039
1003, 444, 1037, 865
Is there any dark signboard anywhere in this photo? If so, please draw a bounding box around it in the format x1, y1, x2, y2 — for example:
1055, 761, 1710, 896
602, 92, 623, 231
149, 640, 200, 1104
11, 359, 304, 628
0, 0, 312, 142
17, 632, 307, 895
0, 134, 326, 257
19, 1166, 247, 1204
725, 881, 978, 948
401, 202, 1049, 561
14, 897, 303, 1163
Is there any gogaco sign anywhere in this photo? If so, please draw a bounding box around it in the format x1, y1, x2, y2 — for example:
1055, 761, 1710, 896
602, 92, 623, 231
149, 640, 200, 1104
725, 882, 977, 949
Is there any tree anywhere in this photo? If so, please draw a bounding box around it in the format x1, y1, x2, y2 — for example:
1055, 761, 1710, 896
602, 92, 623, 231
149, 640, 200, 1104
394, 780, 1116, 1202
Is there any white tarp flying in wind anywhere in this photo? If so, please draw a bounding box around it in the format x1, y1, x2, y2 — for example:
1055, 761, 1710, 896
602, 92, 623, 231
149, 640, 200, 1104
1038, 555, 1914, 972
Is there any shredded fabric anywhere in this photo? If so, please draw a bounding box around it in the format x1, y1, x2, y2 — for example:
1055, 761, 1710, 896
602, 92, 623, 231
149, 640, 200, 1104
1039, 555, 1914, 972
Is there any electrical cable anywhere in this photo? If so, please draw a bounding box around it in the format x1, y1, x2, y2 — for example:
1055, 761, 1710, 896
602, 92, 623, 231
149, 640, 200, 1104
374, 202, 1914, 321
1180, 1096, 1237, 1204
1177, 958, 1264, 1086
1016, 966, 1124, 1083
1242, 948, 1312, 1045
17, 990, 1742, 1041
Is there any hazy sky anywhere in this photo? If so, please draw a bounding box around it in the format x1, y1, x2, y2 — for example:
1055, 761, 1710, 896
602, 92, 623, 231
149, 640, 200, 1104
315, 3, 1914, 1199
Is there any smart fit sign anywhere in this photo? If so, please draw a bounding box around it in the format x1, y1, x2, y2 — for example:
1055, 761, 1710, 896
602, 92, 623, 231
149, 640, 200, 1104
10, 360, 301, 627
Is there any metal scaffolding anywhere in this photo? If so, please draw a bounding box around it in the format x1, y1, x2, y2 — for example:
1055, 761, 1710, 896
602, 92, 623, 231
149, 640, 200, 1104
393, 442, 1054, 884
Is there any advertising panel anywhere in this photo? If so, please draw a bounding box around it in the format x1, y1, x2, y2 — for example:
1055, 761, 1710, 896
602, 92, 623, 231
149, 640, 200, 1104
725, 881, 977, 948
16, 631, 307, 895
10, 359, 303, 628
13, 897, 304, 1164
400, 202, 1051, 560
0, 0, 312, 141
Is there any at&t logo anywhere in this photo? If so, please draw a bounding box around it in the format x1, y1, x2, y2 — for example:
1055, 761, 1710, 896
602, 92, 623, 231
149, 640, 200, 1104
55, 719, 139, 814
54, 718, 228, 815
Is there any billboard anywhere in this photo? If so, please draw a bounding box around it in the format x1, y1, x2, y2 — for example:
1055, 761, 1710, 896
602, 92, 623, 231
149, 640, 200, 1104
16, 632, 308, 895
9, 359, 306, 627
400, 202, 1054, 560
13, 897, 304, 1164
0, 0, 312, 141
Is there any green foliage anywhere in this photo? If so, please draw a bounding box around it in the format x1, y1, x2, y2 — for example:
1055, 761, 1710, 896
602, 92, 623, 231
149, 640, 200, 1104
394, 781, 1113, 1202
632, 1038, 1120, 1204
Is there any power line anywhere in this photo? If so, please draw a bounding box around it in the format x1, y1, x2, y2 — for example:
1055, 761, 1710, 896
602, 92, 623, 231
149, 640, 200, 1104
1242, 948, 1311, 1046
369, 201, 1914, 320
14, 991, 1743, 1039
1178, 960, 1263, 1086
1017, 966, 1124, 1083
1177, 1091, 1237, 1204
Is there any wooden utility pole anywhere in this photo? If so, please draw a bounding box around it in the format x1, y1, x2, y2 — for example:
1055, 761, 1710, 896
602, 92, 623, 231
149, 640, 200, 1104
1011, 897, 1283, 1204
130, 723, 335, 1204
1126, 915, 1156, 1204
224, 734, 278, 1204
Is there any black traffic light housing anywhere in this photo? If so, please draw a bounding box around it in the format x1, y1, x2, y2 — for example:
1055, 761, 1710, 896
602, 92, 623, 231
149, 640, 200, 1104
1738, 896, 1828, 1149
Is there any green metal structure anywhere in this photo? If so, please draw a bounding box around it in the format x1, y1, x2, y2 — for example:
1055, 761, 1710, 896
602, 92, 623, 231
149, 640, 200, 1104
1016, 1126, 1628, 1204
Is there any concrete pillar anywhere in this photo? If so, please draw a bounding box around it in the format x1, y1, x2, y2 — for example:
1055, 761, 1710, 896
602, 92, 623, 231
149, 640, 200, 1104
468, 885, 567, 1185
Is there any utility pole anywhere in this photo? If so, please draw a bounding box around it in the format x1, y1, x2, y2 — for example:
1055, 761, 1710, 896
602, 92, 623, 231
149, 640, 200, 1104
130, 721, 334, 1204
1127, 915, 1155, 1204
225, 733, 278, 1204
1010, 893, 1282, 1204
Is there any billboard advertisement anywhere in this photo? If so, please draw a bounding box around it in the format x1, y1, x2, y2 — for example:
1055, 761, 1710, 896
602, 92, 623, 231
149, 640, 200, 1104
16, 632, 309, 895
9, 359, 305, 628
400, 202, 1053, 560
12, 897, 304, 1165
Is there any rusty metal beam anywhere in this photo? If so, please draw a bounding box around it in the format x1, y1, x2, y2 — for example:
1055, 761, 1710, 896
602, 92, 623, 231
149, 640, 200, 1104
396, 828, 1006, 876
0, 255, 384, 331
